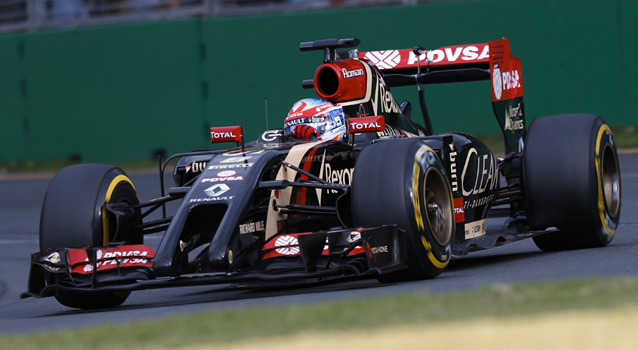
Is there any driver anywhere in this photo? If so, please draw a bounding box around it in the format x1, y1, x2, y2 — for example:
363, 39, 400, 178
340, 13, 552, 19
283, 98, 346, 141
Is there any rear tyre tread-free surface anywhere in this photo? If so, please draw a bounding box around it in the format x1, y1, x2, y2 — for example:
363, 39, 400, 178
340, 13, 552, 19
524, 114, 621, 251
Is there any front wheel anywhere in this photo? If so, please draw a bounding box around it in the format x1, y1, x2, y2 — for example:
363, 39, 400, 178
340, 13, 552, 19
524, 114, 621, 251
40, 164, 141, 308
351, 139, 455, 281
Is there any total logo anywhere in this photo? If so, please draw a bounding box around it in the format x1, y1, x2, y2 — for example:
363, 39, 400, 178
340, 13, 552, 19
204, 183, 230, 197
211, 131, 237, 139
350, 121, 382, 130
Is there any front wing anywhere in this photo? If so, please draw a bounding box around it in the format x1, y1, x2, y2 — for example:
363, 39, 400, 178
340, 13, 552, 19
22, 226, 406, 299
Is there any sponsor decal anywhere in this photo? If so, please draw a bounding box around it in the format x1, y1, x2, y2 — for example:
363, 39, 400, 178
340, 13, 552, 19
342, 68, 364, 78
461, 148, 499, 197
504, 102, 524, 131
448, 142, 458, 193
190, 196, 235, 203
346, 231, 361, 243
274, 235, 299, 255
239, 220, 265, 234
370, 245, 389, 255
43, 252, 61, 264
210, 126, 242, 143
204, 183, 230, 197
348, 115, 385, 133
371, 77, 400, 115
464, 194, 495, 210
261, 130, 282, 142
283, 116, 326, 129
364, 50, 401, 69
453, 197, 465, 223
407, 45, 489, 65
376, 125, 404, 138
217, 170, 236, 177
493, 63, 521, 101
67, 245, 155, 274
186, 161, 208, 174
209, 163, 253, 169
465, 219, 487, 239
322, 163, 354, 194
492, 64, 502, 100
221, 156, 252, 164
359, 44, 490, 70
223, 150, 264, 157
201, 176, 243, 183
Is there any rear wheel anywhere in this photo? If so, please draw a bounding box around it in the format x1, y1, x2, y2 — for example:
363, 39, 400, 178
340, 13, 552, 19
524, 114, 621, 251
352, 139, 454, 281
40, 164, 141, 308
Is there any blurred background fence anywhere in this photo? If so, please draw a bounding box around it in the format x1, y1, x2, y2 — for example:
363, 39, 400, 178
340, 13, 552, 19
0, 0, 636, 163
0, 0, 421, 33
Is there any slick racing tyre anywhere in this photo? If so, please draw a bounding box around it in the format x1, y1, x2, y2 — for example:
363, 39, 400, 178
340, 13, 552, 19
352, 139, 454, 280
40, 164, 141, 308
524, 114, 621, 251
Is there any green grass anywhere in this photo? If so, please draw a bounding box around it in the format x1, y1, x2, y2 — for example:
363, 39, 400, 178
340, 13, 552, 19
3, 277, 638, 349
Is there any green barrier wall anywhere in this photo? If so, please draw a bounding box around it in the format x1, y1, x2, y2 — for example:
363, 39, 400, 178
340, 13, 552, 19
1, 0, 636, 162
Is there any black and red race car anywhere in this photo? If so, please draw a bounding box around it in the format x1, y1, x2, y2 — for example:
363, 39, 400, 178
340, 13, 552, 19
23, 38, 621, 309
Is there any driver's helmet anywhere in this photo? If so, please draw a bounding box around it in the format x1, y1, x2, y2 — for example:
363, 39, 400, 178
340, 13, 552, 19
283, 98, 346, 141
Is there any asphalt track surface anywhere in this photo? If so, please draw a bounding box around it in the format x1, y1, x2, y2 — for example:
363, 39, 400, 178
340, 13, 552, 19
1, 154, 637, 335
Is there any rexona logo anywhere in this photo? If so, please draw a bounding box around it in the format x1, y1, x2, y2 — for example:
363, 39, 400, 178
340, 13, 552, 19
348, 116, 385, 134
342, 68, 364, 78
371, 78, 400, 115
323, 163, 354, 194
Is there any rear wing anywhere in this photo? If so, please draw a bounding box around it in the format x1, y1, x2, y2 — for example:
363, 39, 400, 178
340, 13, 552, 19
359, 39, 526, 154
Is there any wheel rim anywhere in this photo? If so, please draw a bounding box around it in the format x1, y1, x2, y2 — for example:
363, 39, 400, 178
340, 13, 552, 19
423, 167, 453, 246
601, 143, 620, 218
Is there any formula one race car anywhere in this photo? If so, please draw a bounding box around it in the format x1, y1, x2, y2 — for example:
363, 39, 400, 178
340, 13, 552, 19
23, 38, 621, 309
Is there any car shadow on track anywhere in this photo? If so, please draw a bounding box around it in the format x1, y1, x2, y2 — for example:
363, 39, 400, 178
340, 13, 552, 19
447, 250, 546, 272
37, 249, 551, 317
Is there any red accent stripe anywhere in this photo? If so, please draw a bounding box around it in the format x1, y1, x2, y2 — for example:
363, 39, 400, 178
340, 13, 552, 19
295, 146, 320, 204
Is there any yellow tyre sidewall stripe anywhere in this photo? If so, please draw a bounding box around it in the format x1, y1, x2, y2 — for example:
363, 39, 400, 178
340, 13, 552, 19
102, 175, 136, 245
413, 145, 451, 269
595, 124, 615, 238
